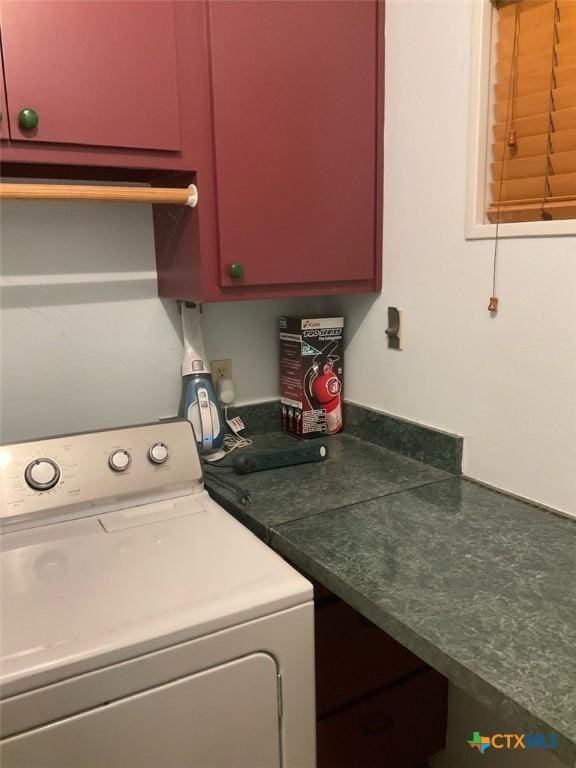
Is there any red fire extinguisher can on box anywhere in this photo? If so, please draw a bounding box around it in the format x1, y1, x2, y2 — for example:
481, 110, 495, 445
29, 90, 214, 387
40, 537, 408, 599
280, 316, 344, 438
309, 357, 343, 434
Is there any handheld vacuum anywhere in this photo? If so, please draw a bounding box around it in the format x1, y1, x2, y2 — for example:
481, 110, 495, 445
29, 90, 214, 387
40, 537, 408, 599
180, 303, 225, 458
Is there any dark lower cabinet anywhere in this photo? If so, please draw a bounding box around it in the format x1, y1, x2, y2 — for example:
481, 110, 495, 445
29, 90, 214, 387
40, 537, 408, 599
315, 600, 424, 716
314, 585, 447, 768
317, 669, 447, 768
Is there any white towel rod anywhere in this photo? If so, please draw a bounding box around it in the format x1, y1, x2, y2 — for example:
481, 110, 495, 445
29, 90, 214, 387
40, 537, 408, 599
0, 182, 198, 207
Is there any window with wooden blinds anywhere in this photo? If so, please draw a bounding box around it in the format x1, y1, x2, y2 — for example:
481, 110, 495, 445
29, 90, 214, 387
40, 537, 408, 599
488, 0, 576, 223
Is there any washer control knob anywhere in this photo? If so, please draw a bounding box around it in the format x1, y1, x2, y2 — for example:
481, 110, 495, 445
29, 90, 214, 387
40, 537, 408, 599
148, 442, 169, 465
109, 449, 131, 472
25, 458, 61, 491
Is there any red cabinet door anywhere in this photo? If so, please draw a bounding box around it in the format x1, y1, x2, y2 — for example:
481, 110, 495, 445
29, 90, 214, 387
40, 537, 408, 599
1, 1, 181, 151
209, 1, 378, 288
0, 53, 8, 140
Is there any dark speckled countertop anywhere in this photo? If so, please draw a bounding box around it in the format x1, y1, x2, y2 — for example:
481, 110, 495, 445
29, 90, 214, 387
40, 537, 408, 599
205, 432, 576, 767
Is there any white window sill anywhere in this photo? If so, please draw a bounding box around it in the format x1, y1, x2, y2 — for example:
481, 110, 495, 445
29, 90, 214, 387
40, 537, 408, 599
467, 221, 576, 240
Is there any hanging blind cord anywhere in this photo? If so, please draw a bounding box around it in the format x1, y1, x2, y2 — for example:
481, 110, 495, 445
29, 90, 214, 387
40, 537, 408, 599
541, 1, 559, 220
491, 0, 521, 310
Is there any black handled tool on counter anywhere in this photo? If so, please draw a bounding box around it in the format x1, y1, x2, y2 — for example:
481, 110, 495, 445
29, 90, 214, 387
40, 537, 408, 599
204, 469, 252, 506
232, 443, 329, 474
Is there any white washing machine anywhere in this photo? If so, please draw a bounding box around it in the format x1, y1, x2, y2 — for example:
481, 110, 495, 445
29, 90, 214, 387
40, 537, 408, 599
0, 420, 316, 768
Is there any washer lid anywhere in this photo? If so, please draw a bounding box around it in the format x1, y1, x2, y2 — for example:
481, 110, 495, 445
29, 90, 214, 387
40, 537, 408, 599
0, 492, 311, 697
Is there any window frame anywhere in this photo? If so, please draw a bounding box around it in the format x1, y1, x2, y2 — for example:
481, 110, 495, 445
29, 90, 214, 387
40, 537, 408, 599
465, 0, 576, 239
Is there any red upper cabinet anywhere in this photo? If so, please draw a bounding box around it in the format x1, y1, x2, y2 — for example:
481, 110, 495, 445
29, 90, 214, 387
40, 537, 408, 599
0, 1, 383, 303
1, 1, 181, 151
209, 1, 379, 290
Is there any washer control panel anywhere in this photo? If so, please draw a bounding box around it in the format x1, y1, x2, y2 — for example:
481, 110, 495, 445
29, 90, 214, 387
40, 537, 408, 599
1, 420, 201, 526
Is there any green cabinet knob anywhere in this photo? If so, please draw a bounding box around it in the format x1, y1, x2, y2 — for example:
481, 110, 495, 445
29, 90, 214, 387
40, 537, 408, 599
18, 108, 39, 130
228, 263, 244, 279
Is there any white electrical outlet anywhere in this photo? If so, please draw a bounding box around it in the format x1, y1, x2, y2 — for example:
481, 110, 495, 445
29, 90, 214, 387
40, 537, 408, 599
210, 358, 232, 380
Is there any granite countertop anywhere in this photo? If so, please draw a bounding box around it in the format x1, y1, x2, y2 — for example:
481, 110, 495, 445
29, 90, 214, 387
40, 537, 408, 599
206, 431, 576, 767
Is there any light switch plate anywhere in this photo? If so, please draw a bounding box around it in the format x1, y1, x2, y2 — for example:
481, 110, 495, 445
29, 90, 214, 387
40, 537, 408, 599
385, 307, 403, 350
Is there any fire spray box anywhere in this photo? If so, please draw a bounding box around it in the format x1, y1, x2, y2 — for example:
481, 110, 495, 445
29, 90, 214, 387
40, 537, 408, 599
280, 316, 344, 437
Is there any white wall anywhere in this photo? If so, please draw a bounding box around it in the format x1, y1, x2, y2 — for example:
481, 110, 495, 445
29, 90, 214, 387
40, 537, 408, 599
330, 0, 576, 516
202, 295, 322, 404
0, 197, 312, 443
0, 198, 179, 442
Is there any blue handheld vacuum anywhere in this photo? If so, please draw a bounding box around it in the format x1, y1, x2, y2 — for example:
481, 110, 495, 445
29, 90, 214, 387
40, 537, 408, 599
180, 304, 225, 458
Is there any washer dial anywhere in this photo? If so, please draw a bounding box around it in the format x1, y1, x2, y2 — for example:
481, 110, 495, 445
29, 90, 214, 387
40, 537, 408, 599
109, 449, 131, 472
148, 442, 169, 465
25, 458, 61, 491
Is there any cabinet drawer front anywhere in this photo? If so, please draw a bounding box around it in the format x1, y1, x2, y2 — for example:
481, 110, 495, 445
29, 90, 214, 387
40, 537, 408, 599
209, 0, 378, 288
315, 600, 424, 715
1, 1, 181, 151
317, 669, 448, 768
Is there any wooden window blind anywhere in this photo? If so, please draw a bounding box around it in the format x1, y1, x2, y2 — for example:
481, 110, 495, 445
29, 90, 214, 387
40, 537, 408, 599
488, 0, 576, 223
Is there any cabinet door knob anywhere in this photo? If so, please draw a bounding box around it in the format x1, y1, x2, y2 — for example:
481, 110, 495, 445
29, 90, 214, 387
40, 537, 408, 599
228, 263, 244, 279
18, 108, 39, 130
